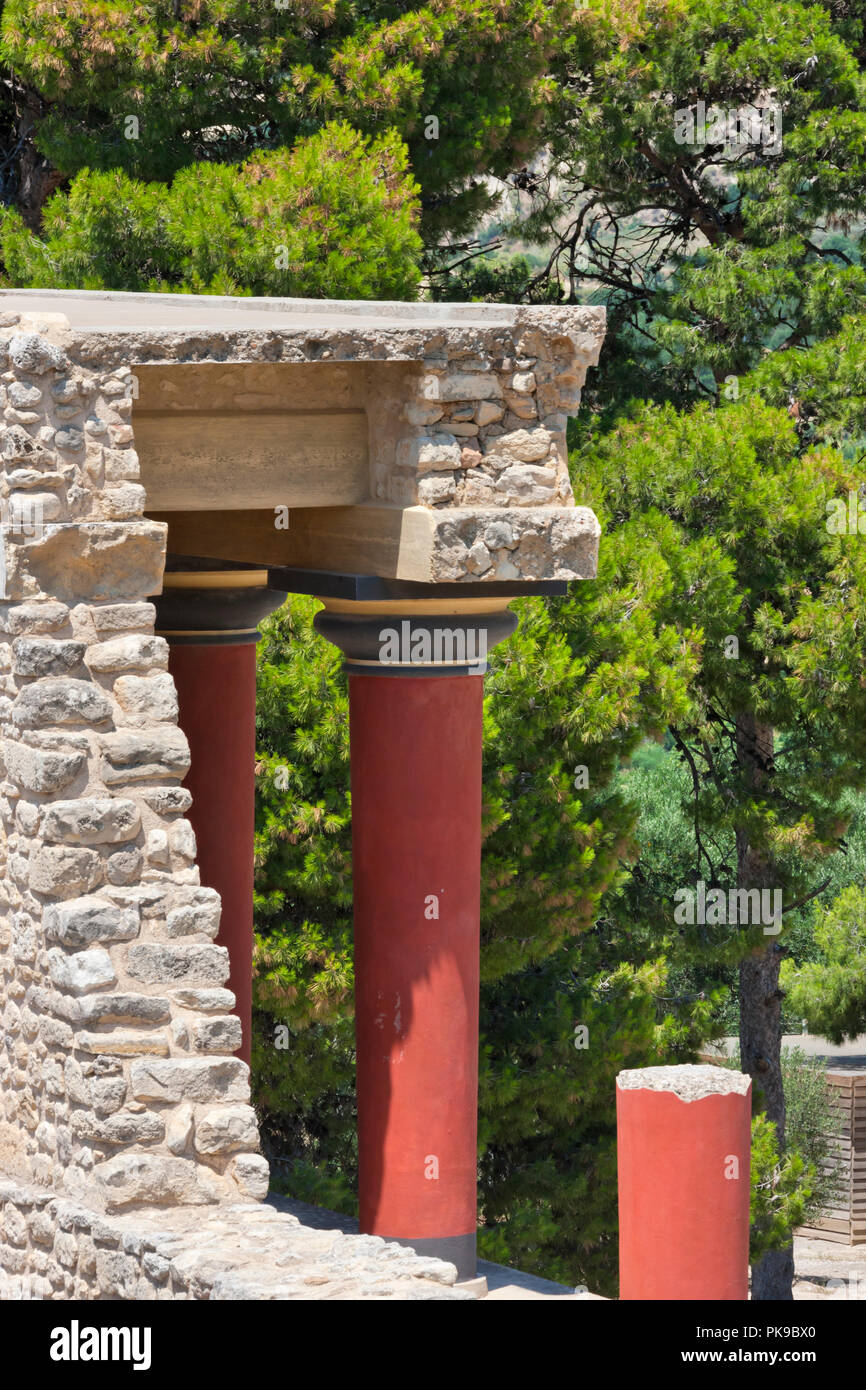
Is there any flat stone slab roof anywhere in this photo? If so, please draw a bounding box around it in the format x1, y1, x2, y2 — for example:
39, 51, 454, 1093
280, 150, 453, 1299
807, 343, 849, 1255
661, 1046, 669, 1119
0, 289, 606, 370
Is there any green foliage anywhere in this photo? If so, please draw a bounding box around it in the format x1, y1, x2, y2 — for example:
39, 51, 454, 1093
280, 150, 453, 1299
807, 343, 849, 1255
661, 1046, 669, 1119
782, 885, 866, 1043
781, 1046, 845, 1224
0, 0, 567, 238
728, 1044, 842, 1249
749, 1113, 811, 1266
514, 0, 866, 419
0, 123, 423, 298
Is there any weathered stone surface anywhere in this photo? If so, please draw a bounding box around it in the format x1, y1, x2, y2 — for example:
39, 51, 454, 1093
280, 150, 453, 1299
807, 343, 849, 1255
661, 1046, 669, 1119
228, 1154, 271, 1202
191, 1016, 243, 1054
76, 994, 170, 1025
194, 1105, 259, 1155
85, 635, 168, 673
113, 672, 178, 723
47, 947, 116, 994
78, 1031, 170, 1057
0, 601, 69, 636
2, 739, 86, 794
165, 889, 221, 940
12, 638, 86, 677
94, 1155, 221, 1209
0, 1175, 470, 1299
99, 728, 190, 783
8, 333, 68, 375
137, 786, 193, 815
12, 678, 112, 728
129, 1057, 249, 1105
29, 846, 103, 897
170, 988, 235, 1013
44, 895, 139, 947
71, 1112, 165, 1145
42, 798, 141, 846
126, 943, 229, 986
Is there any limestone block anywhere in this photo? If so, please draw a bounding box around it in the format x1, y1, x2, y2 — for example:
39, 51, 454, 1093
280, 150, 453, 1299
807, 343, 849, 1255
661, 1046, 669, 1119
112, 672, 178, 725
94, 1155, 221, 1210
47, 947, 116, 994
170, 988, 235, 1013
126, 943, 230, 986
30, 846, 104, 897
85, 634, 168, 673
12, 677, 112, 728
129, 1057, 249, 1105
165, 1102, 194, 1156
190, 1016, 243, 1054
42, 798, 141, 846
71, 1111, 165, 1144
44, 895, 140, 947
77, 994, 170, 1025
228, 1153, 270, 1201
11, 638, 86, 677
78, 1031, 170, 1057
396, 435, 462, 471
8, 333, 68, 375
100, 728, 190, 784
439, 373, 503, 401
194, 1105, 259, 1155
166, 888, 221, 940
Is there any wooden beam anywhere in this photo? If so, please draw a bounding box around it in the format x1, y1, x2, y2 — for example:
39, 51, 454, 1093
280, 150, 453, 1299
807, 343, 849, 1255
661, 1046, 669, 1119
148, 505, 440, 581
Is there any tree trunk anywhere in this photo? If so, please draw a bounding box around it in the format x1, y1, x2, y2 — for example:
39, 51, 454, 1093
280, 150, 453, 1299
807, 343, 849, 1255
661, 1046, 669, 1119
12, 91, 65, 232
735, 712, 793, 1300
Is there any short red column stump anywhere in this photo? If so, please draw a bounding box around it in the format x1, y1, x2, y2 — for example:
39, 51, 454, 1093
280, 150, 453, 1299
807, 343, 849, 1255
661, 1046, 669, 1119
617, 1064, 752, 1300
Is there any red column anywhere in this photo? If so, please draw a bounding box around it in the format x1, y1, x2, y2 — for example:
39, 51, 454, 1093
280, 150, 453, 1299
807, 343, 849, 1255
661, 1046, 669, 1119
153, 564, 283, 1067
617, 1066, 752, 1300
169, 642, 257, 1064
350, 673, 482, 1279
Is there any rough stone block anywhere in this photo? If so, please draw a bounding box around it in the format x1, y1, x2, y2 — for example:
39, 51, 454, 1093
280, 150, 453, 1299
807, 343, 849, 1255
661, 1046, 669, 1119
30, 846, 104, 897
12, 678, 112, 728
42, 798, 141, 846
44, 895, 139, 947
100, 728, 190, 784
129, 1057, 249, 1105
191, 1016, 243, 1054
47, 947, 116, 994
194, 1105, 259, 1155
126, 943, 230, 987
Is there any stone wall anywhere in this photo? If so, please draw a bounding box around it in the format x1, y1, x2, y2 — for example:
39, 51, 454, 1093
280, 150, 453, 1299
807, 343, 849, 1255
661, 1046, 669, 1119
379, 305, 604, 580
0, 314, 267, 1216
0, 1176, 469, 1300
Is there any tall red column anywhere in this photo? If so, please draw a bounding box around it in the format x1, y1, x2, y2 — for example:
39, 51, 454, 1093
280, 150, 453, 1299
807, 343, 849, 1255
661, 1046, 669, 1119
315, 597, 518, 1281
617, 1065, 752, 1300
153, 564, 284, 1065
351, 673, 482, 1277
168, 641, 257, 1064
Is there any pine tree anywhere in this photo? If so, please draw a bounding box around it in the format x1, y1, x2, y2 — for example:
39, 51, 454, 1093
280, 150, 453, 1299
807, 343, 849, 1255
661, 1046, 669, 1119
576, 388, 866, 1297
0, 0, 568, 240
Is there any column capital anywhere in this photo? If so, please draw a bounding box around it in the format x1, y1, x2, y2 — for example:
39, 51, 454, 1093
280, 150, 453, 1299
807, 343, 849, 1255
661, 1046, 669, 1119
152, 558, 285, 644
313, 596, 518, 676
